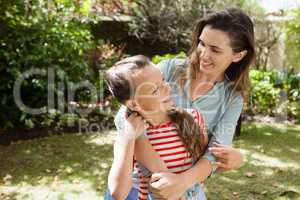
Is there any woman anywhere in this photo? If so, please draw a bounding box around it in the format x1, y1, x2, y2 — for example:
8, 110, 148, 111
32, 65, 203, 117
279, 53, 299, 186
114, 7, 255, 199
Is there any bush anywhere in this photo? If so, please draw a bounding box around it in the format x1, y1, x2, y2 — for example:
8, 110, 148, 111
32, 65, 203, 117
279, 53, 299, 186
0, 1, 121, 133
127, 0, 264, 53
151, 51, 186, 64
248, 70, 300, 122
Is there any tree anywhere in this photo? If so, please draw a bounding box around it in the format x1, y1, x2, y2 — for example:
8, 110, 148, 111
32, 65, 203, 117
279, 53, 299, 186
127, 0, 265, 53
285, 8, 300, 72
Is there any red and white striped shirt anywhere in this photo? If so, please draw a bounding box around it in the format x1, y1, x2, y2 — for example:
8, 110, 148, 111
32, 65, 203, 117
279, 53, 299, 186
133, 108, 205, 200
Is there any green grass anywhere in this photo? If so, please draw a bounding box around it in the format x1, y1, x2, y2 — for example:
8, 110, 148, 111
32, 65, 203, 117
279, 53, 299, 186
0, 131, 115, 200
0, 122, 300, 200
205, 123, 300, 200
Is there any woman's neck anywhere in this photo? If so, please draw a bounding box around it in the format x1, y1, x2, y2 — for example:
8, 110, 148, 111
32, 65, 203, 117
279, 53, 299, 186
196, 70, 224, 83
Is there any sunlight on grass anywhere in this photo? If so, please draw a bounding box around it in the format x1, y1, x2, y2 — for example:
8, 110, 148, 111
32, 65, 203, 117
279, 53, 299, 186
1, 122, 299, 200
85, 130, 116, 146
241, 149, 300, 169
1, 179, 100, 199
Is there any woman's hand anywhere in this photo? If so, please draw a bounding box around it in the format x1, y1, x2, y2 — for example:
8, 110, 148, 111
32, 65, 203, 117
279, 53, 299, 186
209, 143, 243, 171
149, 172, 187, 200
123, 112, 148, 139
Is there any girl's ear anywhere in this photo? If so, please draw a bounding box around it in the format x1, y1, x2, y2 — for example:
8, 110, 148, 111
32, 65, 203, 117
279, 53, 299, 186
125, 100, 140, 111
233, 50, 247, 63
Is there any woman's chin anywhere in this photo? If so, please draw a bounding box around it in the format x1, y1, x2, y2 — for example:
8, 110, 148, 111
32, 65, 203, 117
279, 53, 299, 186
200, 66, 215, 75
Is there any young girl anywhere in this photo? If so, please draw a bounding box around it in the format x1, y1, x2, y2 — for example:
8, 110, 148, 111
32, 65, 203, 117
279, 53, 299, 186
105, 55, 210, 200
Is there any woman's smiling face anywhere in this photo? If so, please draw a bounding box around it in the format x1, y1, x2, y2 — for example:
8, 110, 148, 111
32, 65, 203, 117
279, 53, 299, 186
197, 25, 245, 77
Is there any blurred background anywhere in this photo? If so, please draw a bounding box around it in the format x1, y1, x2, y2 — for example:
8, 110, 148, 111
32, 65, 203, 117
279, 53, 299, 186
0, 0, 299, 199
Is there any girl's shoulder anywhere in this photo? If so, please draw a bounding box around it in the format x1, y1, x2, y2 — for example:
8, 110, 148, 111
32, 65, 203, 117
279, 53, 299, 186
184, 108, 205, 128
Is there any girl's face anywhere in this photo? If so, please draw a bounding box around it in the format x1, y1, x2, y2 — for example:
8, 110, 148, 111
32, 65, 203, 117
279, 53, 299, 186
130, 65, 174, 115
197, 25, 245, 78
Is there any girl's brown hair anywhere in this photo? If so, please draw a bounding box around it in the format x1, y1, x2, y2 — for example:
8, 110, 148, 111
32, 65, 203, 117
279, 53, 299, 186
106, 55, 206, 162
178, 7, 255, 99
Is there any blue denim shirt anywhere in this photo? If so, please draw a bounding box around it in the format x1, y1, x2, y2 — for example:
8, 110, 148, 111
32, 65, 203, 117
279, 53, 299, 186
154, 58, 244, 163
115, 58, 243, 162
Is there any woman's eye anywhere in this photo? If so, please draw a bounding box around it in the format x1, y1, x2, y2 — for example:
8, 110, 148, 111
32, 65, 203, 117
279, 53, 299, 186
212, 49, 221, 53
199, 40, 204, 46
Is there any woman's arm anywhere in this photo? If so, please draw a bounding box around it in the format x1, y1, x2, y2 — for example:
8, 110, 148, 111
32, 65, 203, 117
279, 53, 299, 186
149, 97, 244, 199
204, 95, 244, 171
149, 122, 212, 199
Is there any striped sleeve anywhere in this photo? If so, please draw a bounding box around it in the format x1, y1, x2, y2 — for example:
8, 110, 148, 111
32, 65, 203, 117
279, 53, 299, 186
191, 108, 206, 131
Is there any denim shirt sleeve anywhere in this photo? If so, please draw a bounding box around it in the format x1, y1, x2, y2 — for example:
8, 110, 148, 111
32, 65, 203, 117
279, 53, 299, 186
202, 94, 243, 163
156, 59, 172, 80
114, 105, 147, 138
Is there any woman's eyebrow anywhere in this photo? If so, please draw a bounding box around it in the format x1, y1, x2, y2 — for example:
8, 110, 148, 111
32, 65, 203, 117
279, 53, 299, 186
199, 38, 224, 50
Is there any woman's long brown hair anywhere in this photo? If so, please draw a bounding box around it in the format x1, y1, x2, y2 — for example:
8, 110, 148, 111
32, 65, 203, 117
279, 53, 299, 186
106, 55, 206, 163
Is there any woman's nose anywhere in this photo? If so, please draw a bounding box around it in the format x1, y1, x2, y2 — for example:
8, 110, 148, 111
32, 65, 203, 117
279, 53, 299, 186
200, 47, 211, 60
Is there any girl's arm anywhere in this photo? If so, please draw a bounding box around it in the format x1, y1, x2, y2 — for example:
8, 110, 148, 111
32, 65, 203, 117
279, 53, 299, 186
108, 137, 135, 200
108, 112, 147, 200
135, 138, 168, 172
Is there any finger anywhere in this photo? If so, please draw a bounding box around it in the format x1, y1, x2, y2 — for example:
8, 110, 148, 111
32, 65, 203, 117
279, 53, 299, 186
215, 161, 229, 169
126, 112, 138, 120
212, 142, 229, 148
150, 179, 165, 189
211, 151, 228, 158
149, 185, 165, 199
216, 158, 228, 164
150, 173, 163, 183
209, 146, 227, 153
144, 123, 150, 129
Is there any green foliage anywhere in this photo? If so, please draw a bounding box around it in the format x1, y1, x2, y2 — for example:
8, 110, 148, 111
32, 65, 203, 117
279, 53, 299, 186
249, 70, 281, 115
248, 70, 300, 121
285, 8, 300, 71
128, 0, 265, 52
0, 1, 118, 133
151, 52, 186, 64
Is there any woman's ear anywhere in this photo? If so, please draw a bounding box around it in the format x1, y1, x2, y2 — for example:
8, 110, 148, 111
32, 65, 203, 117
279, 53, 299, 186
233, 50, 247, 63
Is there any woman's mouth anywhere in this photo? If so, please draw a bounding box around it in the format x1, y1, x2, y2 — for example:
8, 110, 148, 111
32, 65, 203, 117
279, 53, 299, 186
201, 61, 214, 69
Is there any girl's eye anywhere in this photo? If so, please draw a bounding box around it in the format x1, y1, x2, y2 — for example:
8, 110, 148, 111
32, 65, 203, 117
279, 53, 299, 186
153, 88, 159, 95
